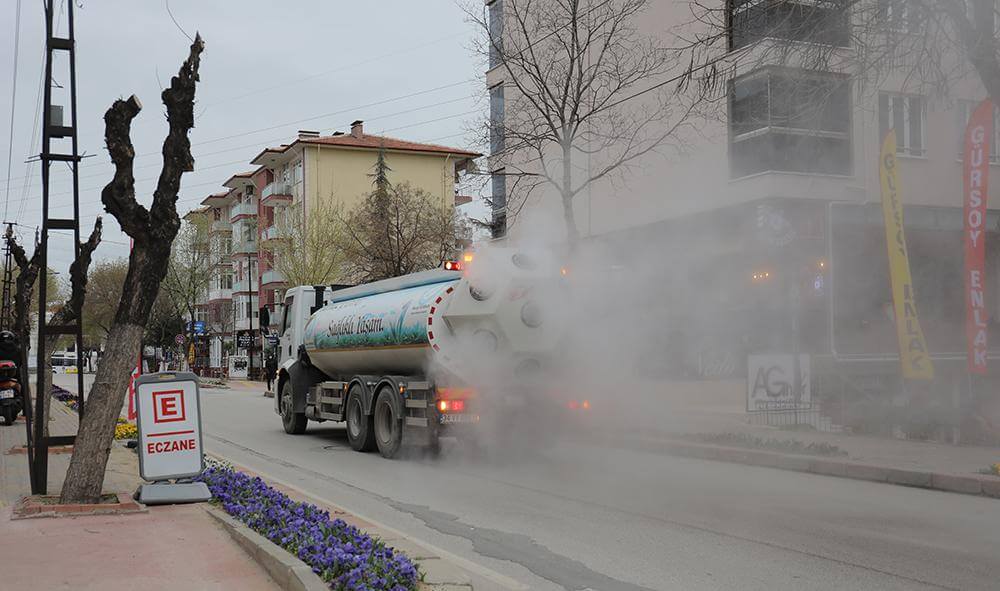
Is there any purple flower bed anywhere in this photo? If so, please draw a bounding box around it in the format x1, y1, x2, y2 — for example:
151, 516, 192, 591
52, 385, 79, 412
196, 465, 419, 591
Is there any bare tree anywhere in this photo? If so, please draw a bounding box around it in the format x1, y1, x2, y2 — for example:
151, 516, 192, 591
467, 0, 702, 244
82, 258, 128, 346
61, 36, 205, 504
7, 221, 102, 437
681, 0, 1000, 108
162, 218, 212, 344
339, 183, 469, 282
261, 200, 347, 287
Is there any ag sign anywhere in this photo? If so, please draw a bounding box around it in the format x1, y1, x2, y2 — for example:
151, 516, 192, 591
747, 354, 811, 412
135, 372, 204, 481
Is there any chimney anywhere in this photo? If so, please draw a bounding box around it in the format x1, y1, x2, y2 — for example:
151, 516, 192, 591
297, 129, 320, 139
350, 120, 364, 139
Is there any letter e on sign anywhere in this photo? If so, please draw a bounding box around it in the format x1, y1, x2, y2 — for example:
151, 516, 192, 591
152, 390, 186, 423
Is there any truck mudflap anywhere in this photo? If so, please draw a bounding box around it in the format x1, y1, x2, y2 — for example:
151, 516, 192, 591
277, 360, 328, 415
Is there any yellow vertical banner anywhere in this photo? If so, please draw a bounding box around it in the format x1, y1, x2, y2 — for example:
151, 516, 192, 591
878, 130, 934, 380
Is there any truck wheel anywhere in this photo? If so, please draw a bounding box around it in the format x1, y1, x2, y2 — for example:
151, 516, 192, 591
280, 382, 307, 434
346, 385, 376, 452
373, 387, 403, 459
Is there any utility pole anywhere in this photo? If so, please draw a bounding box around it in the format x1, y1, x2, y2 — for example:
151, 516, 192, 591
27, 0, 86, 494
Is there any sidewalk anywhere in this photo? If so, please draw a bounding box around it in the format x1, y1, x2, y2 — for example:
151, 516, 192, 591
1, 398, 278, 591
590, 379, 1000, 496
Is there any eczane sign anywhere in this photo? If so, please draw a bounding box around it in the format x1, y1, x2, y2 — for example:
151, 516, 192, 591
135, 372, 204, 481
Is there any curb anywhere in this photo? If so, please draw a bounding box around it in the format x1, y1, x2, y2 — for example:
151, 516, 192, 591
206, 505, 328, 591
616, 435, 1000, 498
13, 492, 146, 519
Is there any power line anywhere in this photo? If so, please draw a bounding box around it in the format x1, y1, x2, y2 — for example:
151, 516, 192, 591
4, 0, 23, 222
0, 78, 477, 191
10, 100, 481, 208
16, 108, 483, 217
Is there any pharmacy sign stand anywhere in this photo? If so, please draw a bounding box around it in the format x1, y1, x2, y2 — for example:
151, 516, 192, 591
134, 372, 210, 505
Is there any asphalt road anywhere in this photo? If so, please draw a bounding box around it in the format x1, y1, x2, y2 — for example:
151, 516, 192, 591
189, 384, 999, 590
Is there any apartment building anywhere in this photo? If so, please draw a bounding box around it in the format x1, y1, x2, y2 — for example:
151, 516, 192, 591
248, 120, 480, 329
186, 120, 481, 375
485, 0, 1000, 430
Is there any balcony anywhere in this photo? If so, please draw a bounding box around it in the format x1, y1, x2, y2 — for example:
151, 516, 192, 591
233, 277, 259, 293
207, 288, 232, 302
233, 239, 257, 255
229, 201, 258, 222
261, 181, 293, 205
210, 219, 231, 233
260, 225, 287, 243
261, 269, 285, 286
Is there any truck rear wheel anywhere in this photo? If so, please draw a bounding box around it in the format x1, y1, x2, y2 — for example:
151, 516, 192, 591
374, 387, 403, 459
346, 385, 376, 452
280, 381, 307, 434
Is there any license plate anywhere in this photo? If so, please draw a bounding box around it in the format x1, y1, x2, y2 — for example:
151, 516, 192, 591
0, 389, 14, 399
440, 413, 479, 424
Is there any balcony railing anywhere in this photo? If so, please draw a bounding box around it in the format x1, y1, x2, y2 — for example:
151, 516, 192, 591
261, 182, 293, 203
261, 225, 285, 243
232, 277, 259, 293
261, 269, 285, 286
233, 239, 257, 255
207, 288, 232, 302
229, 201, 258, 221
211, 219, 231, 233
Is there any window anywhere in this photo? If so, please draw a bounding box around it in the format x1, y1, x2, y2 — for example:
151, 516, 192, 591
281, 295, 294, 335
957, 100, 1000, 162
491, 170, 507, 238
728, 0, 849, 50
876, 0, 925, 32
488, 0, 504, 69
729, 68, 851, 177
245, 185, 255, 196
490, 84, 505, 154
878, 94, 925, 156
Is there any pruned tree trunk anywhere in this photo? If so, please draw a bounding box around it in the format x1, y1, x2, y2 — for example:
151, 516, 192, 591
60, 35, 204, 505
8, 233, 42, 432
37, 220, 103, 437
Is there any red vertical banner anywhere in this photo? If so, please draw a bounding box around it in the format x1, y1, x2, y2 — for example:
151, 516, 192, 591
963, 99, 993, 374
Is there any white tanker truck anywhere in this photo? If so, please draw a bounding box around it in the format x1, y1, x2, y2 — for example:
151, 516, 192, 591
274, 248, 565, 458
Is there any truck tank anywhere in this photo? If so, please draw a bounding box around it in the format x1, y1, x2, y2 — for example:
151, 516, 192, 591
302, 248, 565, 382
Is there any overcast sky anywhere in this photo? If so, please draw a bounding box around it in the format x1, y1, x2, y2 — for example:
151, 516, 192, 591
1, 0, 487, 277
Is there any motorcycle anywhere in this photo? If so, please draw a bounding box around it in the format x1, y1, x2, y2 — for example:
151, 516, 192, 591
0, 331, 23, 425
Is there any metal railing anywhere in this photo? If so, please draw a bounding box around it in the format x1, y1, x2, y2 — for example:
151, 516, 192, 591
261, 269, 285, 285
229, 201, 258, 221
262, 181, 292, 201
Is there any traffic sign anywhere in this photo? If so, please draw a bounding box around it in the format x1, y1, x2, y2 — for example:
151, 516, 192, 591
175, 333, 185, 345
135, 372, 204, 481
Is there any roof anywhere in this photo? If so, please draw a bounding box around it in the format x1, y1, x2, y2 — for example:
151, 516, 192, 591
182, 205, 210, 220
251, 133, 481, 164
222, 169, 260, 188
200, 191, 231, 206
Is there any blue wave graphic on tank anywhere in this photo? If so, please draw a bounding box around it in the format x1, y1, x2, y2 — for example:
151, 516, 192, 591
310, 283, 452, 350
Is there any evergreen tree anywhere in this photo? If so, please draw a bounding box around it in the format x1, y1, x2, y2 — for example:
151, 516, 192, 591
369, 141, 392, 203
